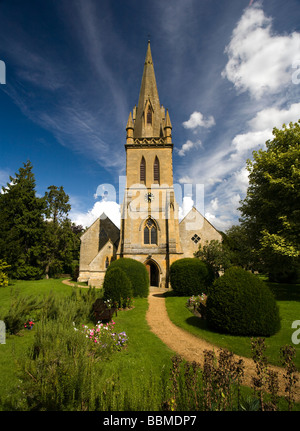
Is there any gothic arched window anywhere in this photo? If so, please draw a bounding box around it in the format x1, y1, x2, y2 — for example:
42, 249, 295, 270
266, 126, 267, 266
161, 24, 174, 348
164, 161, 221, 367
105, 256, 109, 268
144, 218, 157, 245
154, 156, 160, 183
140, 156, 146, 184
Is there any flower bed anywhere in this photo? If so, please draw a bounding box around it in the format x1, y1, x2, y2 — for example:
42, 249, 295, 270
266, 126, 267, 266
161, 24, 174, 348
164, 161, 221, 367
24, 319, 35, 330
186, 294, 207, 319
74, 320, 128, 352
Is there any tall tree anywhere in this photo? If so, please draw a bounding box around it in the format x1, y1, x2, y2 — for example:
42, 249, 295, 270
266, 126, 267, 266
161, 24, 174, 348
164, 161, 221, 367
42, 185, 71, 278
0, 161, 45, 279
224, 225, 259, 271
239, 120, 300, 282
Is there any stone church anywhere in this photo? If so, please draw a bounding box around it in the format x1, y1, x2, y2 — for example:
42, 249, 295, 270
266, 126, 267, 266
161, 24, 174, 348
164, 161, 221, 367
78, 42, 222, 288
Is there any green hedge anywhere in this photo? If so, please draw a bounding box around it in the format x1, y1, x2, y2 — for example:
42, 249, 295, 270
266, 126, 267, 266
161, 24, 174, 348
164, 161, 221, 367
106, 258, 149, 298
103, 267, 133, 308
170, 258, 214, 296
206, 267, 281, 336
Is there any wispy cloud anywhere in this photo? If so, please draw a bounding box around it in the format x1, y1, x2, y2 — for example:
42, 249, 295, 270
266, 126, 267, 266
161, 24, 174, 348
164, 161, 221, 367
0, 0, 130, 173
177, 139, 203, 157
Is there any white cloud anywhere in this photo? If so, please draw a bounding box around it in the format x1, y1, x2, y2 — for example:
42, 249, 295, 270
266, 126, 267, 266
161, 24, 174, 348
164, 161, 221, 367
178, 175, 193, 184
70, 200, 121, 229
248, 103, 300, 131
231, 129, 272, 157
183, 111, 215, 129
177, 139, 202, 156
233, 167, 249, 195
205, 212, 233, 232
178, 196, 194, 221
210, 197, 219, 211
230, 103, 300, 160
222, 4, 300, 99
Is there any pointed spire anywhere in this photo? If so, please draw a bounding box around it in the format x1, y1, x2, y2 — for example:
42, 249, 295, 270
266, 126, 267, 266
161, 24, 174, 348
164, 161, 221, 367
145, 40, 153, 65
164, 109, 172, 129
133, 41, 163, 138
164, 109, 172, 143
126, 111, 134, 144
126, 111, 134, 130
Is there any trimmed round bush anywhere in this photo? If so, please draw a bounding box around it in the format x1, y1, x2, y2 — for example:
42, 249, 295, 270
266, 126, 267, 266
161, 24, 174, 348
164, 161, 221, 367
106, 258, 149, 297
170, 258, 215, 296
206, 267, 281, 336
103, 267, 133, 308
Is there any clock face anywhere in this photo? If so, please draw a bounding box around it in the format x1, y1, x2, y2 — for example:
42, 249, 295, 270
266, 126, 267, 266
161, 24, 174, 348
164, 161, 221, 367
145, 192, 154, 202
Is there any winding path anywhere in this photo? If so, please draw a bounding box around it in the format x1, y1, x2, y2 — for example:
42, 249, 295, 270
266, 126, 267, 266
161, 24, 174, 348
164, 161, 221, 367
62, 280, 300, 402
146, 289, 300, 402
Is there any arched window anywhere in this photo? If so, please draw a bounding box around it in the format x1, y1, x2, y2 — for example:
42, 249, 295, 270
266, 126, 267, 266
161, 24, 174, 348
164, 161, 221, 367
144, 218, 157, 245
147, 106, 152, 124
105, 256, 109, 268
154, 156, 160, 183
140, 156, 146, 183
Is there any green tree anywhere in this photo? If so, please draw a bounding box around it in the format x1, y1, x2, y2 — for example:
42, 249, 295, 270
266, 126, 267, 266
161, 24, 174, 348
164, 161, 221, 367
0, 161, 45, 279
239, 120, 300, 282
194, 239, 232, 276
42, 185, 78, 278
224, 225, 259, 271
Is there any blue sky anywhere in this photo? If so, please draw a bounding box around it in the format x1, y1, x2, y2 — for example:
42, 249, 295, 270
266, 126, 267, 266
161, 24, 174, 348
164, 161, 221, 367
0, 0, 299, 231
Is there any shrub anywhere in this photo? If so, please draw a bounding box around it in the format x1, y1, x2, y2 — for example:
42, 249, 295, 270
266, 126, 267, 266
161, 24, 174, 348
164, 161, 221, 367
206, 267, 281, 336
0, 259, 10, 287
4, 292, 45, 334
106, 258, 149, 298
103, 267, 133, 308
170, 258, 214, 296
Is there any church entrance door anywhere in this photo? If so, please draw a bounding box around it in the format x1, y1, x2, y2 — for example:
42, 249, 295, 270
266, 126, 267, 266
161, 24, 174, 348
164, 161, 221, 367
145, 260, 159, 287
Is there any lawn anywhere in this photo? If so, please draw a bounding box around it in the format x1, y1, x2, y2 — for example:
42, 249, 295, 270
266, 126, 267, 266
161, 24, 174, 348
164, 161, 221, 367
0, 278, 174, 410
0, 277, 299, 410
165, 280, 300, 369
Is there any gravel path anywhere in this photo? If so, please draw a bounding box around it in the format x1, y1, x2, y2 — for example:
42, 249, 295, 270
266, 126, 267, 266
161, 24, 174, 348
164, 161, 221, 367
62, 280, 299, 402
146, 289, 300, 402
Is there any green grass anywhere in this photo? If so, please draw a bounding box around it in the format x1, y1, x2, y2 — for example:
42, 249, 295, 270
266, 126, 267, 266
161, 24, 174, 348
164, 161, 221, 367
165, 281, 300, 369
0, 277, 299, 410
0, 279, 75, 404
0, 279, 174, 410
90, 297, 174, 410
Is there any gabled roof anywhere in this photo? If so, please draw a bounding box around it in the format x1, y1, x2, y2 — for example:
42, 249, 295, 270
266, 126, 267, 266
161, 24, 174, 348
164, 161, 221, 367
80, 212, 120, 240
179, 206, 220, 232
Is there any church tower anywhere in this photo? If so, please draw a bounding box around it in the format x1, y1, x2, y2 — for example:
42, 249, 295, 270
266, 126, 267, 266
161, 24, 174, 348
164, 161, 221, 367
117, 41, 183, 287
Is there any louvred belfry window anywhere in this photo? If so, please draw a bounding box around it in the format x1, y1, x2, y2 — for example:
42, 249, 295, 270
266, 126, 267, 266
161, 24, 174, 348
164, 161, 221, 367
154, 156, 160, 183
140, 157, 146, 183
147, 106, 152, 124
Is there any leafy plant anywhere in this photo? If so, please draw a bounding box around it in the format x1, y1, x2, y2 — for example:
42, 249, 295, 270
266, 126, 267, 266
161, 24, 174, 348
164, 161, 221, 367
106, 258, 149, 298
103, 267, 133, 309
170, 258, 214, 296
206, 267, 281, 336
0, 260, 10, 287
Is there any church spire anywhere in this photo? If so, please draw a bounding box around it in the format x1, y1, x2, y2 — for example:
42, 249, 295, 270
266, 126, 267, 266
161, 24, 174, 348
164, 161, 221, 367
133, 41, 164, 139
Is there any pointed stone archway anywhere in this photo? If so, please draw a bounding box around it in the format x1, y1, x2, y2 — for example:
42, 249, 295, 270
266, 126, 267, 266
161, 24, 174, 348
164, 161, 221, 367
145, 259, 160, 287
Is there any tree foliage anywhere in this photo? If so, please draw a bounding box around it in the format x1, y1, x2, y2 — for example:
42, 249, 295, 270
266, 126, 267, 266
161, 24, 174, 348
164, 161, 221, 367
239, 120, 300, 281
0, 161, 83, 279
194, 239, 232, 276
0, 161, 45, 279
0, 260, 10, 287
